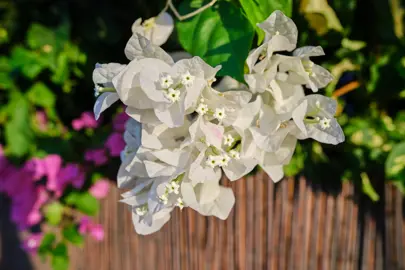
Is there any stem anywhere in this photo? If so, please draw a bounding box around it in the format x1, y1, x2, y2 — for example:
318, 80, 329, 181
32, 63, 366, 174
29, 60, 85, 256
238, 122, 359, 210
304, 118, 319, 124
332, 81, 360, 98
168, 0, 217, 21
158, 0, 170, 16
98, 87, 115, 93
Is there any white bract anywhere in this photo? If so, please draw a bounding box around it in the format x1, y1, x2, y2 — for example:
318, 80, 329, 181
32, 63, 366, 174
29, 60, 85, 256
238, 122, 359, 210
111, 34, 221, 128
291, 95, 345, 144
132, 12, 174, 46
92, 9, 344, 235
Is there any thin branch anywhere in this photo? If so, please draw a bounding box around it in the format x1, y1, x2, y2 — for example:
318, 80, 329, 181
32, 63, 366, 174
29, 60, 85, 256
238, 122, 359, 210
168, 0, 217, 21
332, 81, 360, 98
158, 0, 170, 17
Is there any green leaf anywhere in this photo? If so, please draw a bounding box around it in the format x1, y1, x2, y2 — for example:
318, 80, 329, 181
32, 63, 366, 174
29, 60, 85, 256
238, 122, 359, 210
239, 0, 266, 44
64, 43, 86, 64
5, 94, 33, 157
10, 46, 46, 79
367, 53, 391, 93
386, 142, 405, 178
65, 192, 99, 216
63, 225, 84, 246
177, 1, 254, 81
259, 0, 292, 17
51, 243, 69, 270
239, 0, 292, 44
27, 82, 56, 108
360, 172, 380, 202
38, 233, 56, 261
0, 57, 14, 90
51, 52, 69, 84
44, 202, 64, 225
27, 23, 56, 50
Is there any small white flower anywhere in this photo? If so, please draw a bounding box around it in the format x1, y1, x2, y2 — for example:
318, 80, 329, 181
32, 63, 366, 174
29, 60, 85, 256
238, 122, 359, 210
176, 197, 184, 210
181, 71, 195, 87
206, 155, 219, 168
167, 181, 180, 194
214, 108, 226, 121
319, 117, 331, 130
196, 103, 209, 115
164, 88, 181, 102
135, 206, 148, 216
94, 85, 102, 97
159, 194, 169, 205
229, 150, 240, 160
223, 134, 235, 146
218, 154, 231, 167
315, 100, 321, 108
160, 75, 173, 88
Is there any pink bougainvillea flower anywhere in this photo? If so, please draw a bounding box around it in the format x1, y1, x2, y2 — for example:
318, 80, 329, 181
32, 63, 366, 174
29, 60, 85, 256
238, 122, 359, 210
44, 154, 63, 192
89, 224, 104, 241
26, 209, 42, 226
24, 158, 46, 181
78, 216, 105, 241
55, 163, 85, 196
89, 179, 110, 199
35, 110, 48, 131
27, 187, 49, 224
2, 168, 31, 198
105, 132, 125, 157
78, 216, 91, 234
34, 187, 49, 207
85, 148, 108, 166
112, 112, 129, 132
81, 112, 99, 128
72, 118, 83, 130
0, 165, 17, 194
72, 112, 99, 131
22, 233, 43, 254
11, 185, 38, 229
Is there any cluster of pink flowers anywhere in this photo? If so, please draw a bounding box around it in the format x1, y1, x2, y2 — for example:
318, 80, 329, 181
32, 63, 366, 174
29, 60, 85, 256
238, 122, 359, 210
0, 111, 129, 254
82, 111, 128, 166
72, 112, 99, 131
78, 216, 104, 241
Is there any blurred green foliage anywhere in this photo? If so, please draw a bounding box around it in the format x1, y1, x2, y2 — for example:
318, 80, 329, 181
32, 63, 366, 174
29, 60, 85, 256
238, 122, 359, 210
0, 1, 161, 268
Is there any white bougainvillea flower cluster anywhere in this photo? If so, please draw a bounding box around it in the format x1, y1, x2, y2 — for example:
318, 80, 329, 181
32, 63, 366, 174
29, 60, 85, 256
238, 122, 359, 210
91, 10, 344, 235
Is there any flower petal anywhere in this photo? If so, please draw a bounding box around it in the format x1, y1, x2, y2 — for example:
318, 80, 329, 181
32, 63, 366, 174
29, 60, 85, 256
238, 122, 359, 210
132, 209, 171, 235
125, 33, 174, 64
151, 12, 174, 46
93, 63, 126, 85
258, 10, 298, 49
126, 107, 161, 126
293, 46, 325, 58
154, 98, 185, 128
223, 158, 257, 181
